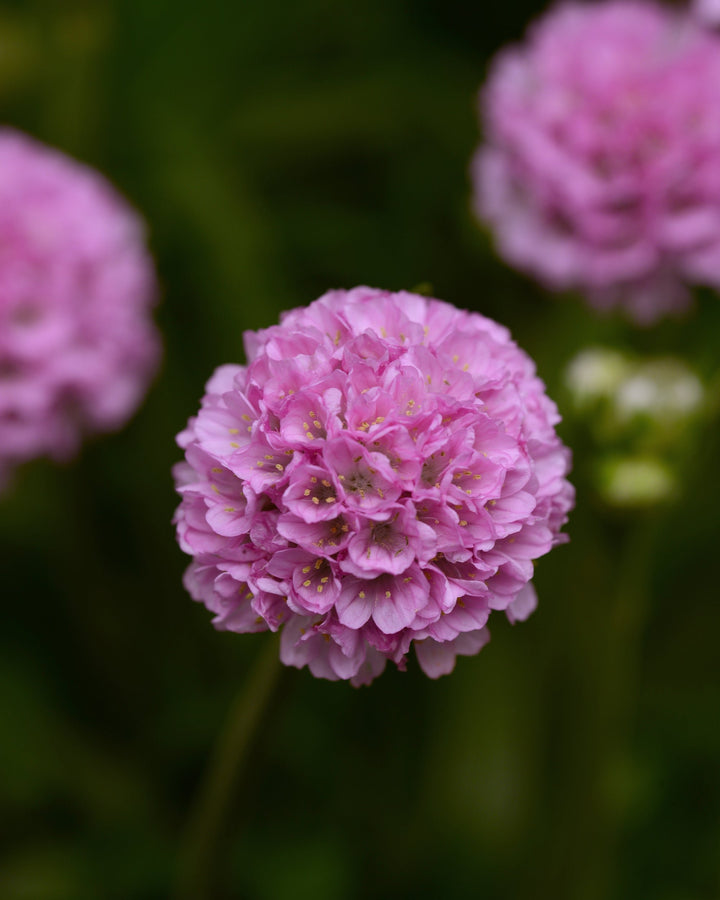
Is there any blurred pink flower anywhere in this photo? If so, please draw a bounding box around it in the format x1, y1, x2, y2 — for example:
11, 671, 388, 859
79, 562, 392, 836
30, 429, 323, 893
693, 0, 720, 27
0, 129, 159, 487
473, 0, 720, 324
174, 287, 573, 685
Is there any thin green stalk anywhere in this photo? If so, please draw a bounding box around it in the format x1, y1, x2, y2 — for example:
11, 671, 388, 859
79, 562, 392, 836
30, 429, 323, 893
175, 638, 283, 900
534, 512, 661, 900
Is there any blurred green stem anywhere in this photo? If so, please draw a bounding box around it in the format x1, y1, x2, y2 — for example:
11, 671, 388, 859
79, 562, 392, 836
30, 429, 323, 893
539, 513, 661, 900
176, 638, 283, 900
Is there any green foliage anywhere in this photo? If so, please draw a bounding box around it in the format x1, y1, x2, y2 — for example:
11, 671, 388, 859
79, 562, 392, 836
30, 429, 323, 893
1, 1, 719, 898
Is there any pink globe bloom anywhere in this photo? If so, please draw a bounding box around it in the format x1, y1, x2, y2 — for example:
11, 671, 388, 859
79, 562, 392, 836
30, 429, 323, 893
473, 1, 720, 324
173, 287, 574, 685
0, 129, 159, 487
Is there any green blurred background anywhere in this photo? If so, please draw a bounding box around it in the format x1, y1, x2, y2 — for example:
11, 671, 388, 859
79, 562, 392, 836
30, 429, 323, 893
1, 0, 719, 897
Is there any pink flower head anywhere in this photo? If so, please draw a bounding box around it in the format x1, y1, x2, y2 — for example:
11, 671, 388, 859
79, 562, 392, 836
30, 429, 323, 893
473, 0, 720, 324
0, 129, 159, 487
173, 287, 574, 685
693, 0, 720, 27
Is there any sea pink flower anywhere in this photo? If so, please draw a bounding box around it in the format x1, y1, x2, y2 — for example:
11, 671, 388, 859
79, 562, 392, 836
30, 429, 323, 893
693, 0, 720, 27
0, 129, 158, 487
472, 0, 720, 324
173, 287, 573, 685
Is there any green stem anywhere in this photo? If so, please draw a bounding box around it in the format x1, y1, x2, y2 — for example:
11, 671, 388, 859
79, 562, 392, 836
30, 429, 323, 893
532, 511, 661, 900
175, 637, 283, 900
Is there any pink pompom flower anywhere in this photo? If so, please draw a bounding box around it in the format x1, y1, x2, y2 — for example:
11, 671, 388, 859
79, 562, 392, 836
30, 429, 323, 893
0, 129, 159, 487
174, 287, 573, 685
472, 0, 720, 324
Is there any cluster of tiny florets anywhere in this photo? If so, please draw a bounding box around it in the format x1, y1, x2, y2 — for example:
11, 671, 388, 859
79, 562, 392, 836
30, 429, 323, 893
0, 129, 159, 487
174, 287, 573, 684
473, 0, 720, 324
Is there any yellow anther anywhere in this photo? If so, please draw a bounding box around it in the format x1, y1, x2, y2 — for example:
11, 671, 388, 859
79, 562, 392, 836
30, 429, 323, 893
224, 506, 235, 512
359, 591, 366, 599
230, 442, 240, 448
385, 591, 391, 599
315, 559, 323, 569
311, 497, 320, 504
303, 580, 311, 587
275, 463, 284, 471
229, 428, 239, 435
325, 497, 336, 503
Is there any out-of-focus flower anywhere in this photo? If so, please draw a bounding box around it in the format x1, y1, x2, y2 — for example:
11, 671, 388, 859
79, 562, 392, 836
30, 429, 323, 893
565, 348, 706, 436
173, 287, 574, 685
565, 347, 631, 411
614, 359, 704, 425
693, 0, 720, 27
0, 129, 159, 487
473, 0, 720, 324
599, 455, 676, 507
565, 347, 706, 508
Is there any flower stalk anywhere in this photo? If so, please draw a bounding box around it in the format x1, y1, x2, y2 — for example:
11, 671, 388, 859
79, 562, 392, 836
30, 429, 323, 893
176, 638, 283, 900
